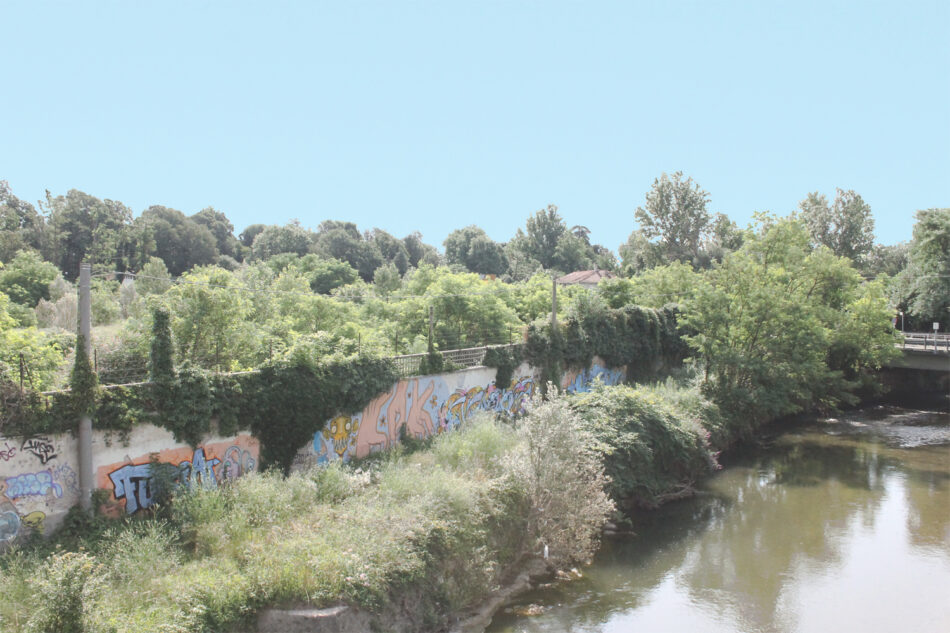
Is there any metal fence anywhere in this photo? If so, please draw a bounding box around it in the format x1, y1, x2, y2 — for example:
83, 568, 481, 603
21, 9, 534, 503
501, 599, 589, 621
389, 343, 523, 378
900, 332, 950, 353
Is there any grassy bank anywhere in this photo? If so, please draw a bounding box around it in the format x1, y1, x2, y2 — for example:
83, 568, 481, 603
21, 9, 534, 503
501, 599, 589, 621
0, 397, 612, 633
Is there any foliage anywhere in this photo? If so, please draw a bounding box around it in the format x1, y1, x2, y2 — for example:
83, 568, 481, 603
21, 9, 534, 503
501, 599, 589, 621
524, 298, 685, 385
893, 208, 950, 327
571, 383, 715, 508
148, 307, 175, 384
633, 171, 711, 266
45, 189, 134, 278
683, 214, 898, 425
507, 204, 597, 274
136, 205, 218, 276
0, 292, 69, 392
0, 181, 46, 263
190, 206, 242, 260
23, 551, 105, 633
0, 249, 59, 307
505, 393, 614, 565
242, 353, 398, 472
444, 225, 508, 275
799, 189, 875, 262
160, 266, 256, 370
70, 335, 99, 417
134, 257, 172, 296
251, 222, 313, 260
0, 413, 611, 633
483, 345, 523, 388
599, 261, 700, 309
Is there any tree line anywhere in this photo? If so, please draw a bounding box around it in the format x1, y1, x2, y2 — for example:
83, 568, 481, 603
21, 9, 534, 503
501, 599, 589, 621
0, 174, 945, 395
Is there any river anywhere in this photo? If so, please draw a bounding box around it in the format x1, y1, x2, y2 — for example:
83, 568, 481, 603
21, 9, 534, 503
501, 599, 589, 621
485, 401, 950, 633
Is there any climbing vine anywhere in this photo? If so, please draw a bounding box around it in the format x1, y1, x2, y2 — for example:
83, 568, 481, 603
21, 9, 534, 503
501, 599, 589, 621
524, 303, 685, 387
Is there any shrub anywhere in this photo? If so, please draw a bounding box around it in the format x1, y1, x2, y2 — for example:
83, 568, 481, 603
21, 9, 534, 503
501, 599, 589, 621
505, 391, 614, 565
571, 383, 715, 508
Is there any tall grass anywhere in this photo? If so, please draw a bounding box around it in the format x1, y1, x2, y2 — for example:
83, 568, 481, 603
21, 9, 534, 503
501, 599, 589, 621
0, 407, 609, 633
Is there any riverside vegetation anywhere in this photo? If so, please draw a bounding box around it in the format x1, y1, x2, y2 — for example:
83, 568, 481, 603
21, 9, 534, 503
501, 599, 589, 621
0, 204, 909, 631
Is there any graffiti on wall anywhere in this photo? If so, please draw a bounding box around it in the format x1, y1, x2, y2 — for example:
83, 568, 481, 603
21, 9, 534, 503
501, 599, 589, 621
312, 371, 537, 464
561, 362, 626, 394
0, 441, 17, 462
21, 437, 58, 464
4, 470, 63, 499
97, 435, 260, 515
309, 359, 624, 466
0, 477, 54, 542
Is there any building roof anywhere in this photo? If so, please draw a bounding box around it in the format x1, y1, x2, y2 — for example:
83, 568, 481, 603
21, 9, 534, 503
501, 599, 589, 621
556, 269, 617, 285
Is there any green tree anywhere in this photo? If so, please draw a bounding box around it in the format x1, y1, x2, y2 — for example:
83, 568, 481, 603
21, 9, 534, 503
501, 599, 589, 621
0, 291, 68, 390
862, 242, 909, 279
136, 206, 218, 275
798, 188, 875, 261
684, 215, 897, 426
509, 205, 596, 273
135, 257, 173, 296
251, 222, 313, 260
238, 223, 267, 248
0, 249, 60, 307
368, 228, 411, 275
160, 266, 255, 369
191, 207, 242, 260
633, 172, 711, 266
618, 230, 665, 276
895, 208, 950, 328
45, 189, 134, 278
373, 262, 402, 295
444, 226, 508, 275
403, 231, 441, 268
0, 181, 47, 263
312, 223, 383, 282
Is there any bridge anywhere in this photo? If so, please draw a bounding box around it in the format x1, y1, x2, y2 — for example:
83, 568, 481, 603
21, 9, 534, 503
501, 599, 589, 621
888, 333, 950, 372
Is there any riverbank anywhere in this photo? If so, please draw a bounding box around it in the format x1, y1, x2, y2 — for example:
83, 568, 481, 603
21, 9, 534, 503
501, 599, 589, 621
0, 397, 613, 633
484, 399, 950, 633
4, 373, 937, 632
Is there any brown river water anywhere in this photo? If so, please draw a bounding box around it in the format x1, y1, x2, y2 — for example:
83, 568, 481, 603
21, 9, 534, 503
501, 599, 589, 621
485, 401, 950, 633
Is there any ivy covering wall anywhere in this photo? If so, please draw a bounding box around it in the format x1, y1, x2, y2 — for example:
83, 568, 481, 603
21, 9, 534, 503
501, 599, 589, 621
2, 303, 687, 473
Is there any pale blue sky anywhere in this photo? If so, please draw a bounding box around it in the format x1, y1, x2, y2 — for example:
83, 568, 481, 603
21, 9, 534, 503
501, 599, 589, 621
2, 0, 947, 251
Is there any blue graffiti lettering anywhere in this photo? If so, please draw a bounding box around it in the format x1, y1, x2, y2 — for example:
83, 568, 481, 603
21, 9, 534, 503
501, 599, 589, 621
4, 471, 63, 499
177, 448, 220, 489
109, 463, 153, 514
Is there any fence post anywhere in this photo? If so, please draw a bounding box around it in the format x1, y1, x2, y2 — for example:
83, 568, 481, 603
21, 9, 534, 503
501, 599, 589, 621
78, 262, 93, 512
18, 353, 24, 392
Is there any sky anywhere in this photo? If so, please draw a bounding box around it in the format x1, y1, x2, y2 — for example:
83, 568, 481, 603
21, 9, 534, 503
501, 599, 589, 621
2, 0, 947, 252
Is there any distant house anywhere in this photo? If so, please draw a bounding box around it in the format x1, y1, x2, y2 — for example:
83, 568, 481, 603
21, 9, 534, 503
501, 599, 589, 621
555, 269, 617, 290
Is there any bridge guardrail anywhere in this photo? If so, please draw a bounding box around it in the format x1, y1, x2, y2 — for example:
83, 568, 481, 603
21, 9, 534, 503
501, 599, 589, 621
900, 332, 950, 353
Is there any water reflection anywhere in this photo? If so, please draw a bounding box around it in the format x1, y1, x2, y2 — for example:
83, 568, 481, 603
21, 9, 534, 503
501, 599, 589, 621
487, 405, 950, 633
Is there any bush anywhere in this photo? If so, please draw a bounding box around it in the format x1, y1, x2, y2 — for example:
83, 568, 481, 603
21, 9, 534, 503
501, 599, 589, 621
571, 382, 716, 509
505, 391, 614, 565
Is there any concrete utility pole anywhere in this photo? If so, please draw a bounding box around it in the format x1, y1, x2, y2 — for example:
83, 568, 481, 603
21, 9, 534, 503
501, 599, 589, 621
78, 262, 93, 512
428, 305, 434, 351
551, 277, 558, 331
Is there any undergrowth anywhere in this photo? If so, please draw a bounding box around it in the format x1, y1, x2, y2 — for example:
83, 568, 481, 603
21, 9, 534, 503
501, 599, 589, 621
0, 401, 612, 633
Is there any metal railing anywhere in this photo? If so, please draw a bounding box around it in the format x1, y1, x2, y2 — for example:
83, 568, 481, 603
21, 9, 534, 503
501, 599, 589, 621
900, 332, 950, 353
390, 343, 523, 378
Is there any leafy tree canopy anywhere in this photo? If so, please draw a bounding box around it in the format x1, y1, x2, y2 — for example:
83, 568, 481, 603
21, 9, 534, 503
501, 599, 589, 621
633, 171, 711, 266
137, 205, 218, 276
798, 188, 875, 262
